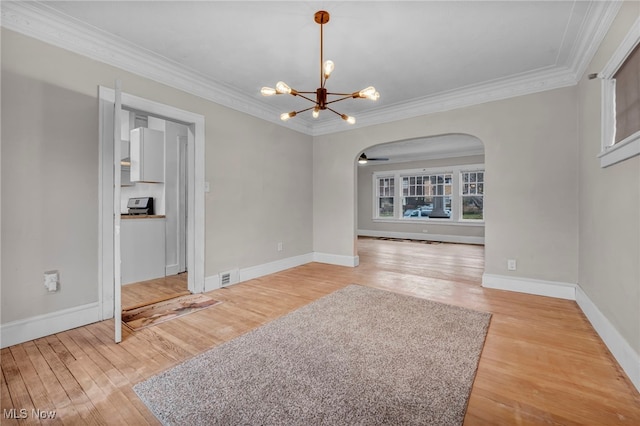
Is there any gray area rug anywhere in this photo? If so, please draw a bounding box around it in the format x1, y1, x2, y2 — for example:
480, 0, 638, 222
134, 285, 491, 425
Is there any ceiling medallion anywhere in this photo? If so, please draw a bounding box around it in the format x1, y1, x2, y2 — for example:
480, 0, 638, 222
261, 10, 379, 125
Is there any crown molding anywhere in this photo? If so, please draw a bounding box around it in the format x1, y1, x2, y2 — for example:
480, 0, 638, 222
1, 1, 621, 137
566, 0, 623, 81
0, 1, 313, 135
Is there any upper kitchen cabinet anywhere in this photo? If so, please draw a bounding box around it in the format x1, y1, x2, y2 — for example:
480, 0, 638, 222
130, 128, 165, 183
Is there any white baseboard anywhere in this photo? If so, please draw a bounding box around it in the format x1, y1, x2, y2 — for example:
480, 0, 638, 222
204, 252, 360, 292
482, 273, 577, 300
576, 286, 640, 393
313, 252, 360, 267
0, 302, 101, 349
358, 229, 484, 245
204, 274, 221, 292
165, 264, 180, 276
240, 253, 315, 282
204, 253, 315, 292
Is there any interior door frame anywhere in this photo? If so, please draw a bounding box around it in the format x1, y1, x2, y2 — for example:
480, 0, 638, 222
98, 86, 205, 325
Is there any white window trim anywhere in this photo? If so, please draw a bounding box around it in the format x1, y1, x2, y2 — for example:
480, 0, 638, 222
459, 169, 485, 223
598, 16, 640, 168
372, 164, 484, 224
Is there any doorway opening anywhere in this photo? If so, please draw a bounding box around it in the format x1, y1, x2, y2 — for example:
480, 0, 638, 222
98, 86, 205, 339
119, 112, 190, 310
355, 134, 485, 260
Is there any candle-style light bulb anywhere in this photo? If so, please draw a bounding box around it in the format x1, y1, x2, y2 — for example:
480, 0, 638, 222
276, 81, 292, 94
341, 114, 356, 124
312, 106, 320, 118
280, 111, 297, 121
357, 86, 379, 100
261, 87, 277, 96
323, 60, 335, 79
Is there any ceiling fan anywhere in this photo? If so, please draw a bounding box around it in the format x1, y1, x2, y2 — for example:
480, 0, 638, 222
358, 153, 389, 164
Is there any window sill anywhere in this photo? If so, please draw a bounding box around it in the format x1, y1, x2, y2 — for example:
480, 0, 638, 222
598, 131, 640, 168
373, 218, 484, 227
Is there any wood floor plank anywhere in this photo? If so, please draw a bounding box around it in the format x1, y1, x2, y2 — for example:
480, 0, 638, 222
34, 337, 105, 425
1, 348, 37, 424
2, 237, 639, 425
21, 339, 84, 424
8, 344, 63, 425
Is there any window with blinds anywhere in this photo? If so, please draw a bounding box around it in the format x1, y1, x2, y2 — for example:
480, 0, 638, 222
613, 43, 639, 144
597, 18, 640, 168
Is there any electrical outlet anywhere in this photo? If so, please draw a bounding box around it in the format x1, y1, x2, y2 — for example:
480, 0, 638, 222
277, 242, 283, 252
507, 259, 517, 271
44, 270, 59, 292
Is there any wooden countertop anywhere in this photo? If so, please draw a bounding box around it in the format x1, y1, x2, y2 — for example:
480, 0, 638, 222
121, 214, 166, 219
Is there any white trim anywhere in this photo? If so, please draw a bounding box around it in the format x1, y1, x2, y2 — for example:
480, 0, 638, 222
482, 273, 577, 300
599, 130, 640, 168
313, 252, 360, 267
372, 164, 484, 224
98, 87, 206, 324
598, 16, 640, 167
204, 275, 221, 293
0, 303, 101, 349
576, 286, 640, 393
165, 264, 180, 276
359, 229, 484, 245
600, 15, 640, 78
0, 1, 620, 137
203, 252, 361, 292
239, 253, 315, 282
372, 219, 484, 227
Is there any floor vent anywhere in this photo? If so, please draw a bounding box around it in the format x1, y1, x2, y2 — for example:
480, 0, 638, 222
220, 273, 231, 286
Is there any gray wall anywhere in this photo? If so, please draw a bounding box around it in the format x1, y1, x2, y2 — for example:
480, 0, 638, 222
357, 155, 485, 240
1, 28, 313, 324
577, 0, 639, 354
314, 86, 579, 285
1, 1, 638, 362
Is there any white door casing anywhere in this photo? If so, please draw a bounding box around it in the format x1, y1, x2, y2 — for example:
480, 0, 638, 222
98, 87, 205, 341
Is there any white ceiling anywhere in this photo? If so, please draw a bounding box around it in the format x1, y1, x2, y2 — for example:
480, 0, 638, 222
1, 1, 619, 143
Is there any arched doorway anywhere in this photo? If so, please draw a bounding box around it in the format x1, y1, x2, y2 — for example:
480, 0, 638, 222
355, 134, 485, 253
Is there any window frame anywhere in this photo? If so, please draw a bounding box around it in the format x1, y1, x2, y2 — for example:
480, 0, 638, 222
375, 175, 396, 219
597, 16, 640, 168
460, 169, 485, 222
372, 164, 484, 224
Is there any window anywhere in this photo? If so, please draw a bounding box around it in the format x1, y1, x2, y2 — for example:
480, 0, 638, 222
373, 165, 484, 223
598, 17, 640, 167
461, 171, 484, 220
376, 176, 394, 218
613, 43, 639, 145
402, 174, 452, 219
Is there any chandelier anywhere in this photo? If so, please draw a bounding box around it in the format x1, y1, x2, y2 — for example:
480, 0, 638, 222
261, 10, 379, 124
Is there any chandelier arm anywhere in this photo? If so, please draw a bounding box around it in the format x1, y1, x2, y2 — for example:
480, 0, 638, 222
326, 107, 344, 117
326, 92, 354, 96
325, 95, 355, 105
294, 106, 316, 114
295, 94, 319, 104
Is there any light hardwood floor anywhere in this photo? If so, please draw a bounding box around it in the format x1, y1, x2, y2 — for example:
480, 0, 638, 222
2, 237, 639, 425
121, 273, 189, 310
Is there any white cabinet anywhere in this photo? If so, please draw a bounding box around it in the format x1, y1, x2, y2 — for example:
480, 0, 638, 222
130, 128, 164, 183
121, 217, 166, 285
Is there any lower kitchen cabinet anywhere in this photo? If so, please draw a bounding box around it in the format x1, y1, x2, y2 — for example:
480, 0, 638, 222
121, 216, 165, 285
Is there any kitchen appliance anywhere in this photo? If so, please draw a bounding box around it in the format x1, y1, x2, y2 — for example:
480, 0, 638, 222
127, 197, 154, 215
